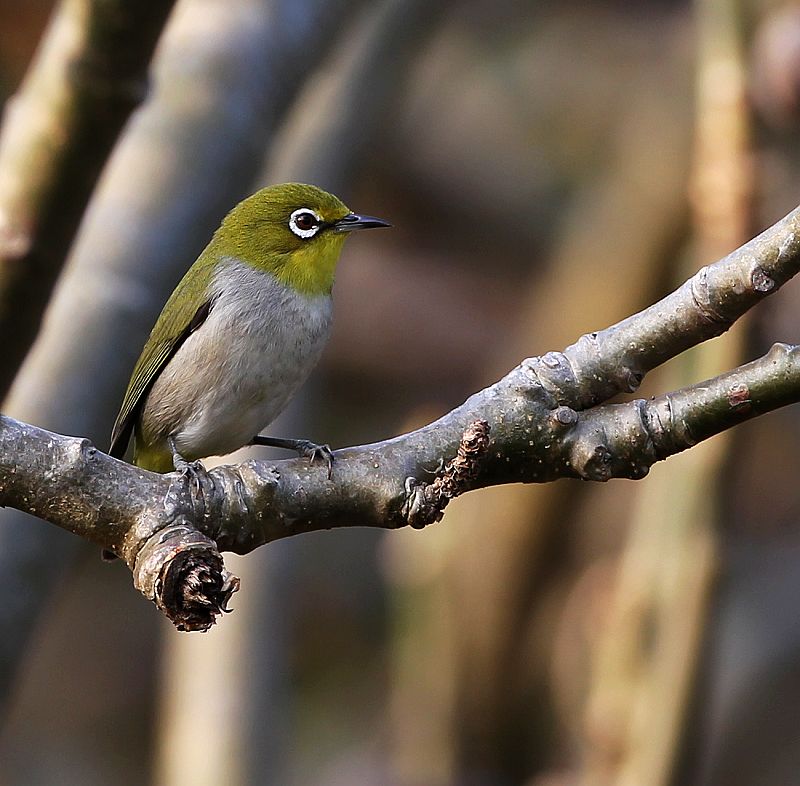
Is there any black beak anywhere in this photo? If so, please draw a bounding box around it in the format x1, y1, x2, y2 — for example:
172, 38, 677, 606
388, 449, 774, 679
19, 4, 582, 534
333, 212, 391, 233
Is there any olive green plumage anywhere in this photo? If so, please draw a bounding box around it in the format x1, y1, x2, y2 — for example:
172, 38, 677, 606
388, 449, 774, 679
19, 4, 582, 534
110, 182, 389, 472
212, 182, 352, 296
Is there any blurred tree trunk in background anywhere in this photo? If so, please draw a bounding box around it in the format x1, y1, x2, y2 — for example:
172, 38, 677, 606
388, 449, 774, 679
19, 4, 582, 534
584, 2, 753, 785
4, 2, 800, 784
681, 4, 800, 786
0, 1, 53, 92
0, 0, 175, 400
154, 2, 449, 783
155, 545, 291, 786
0, 0, 368, 777
386, 8, 694, 785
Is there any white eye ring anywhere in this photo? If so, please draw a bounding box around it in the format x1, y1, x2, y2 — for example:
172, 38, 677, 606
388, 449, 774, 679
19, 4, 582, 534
289, 208, 322, 239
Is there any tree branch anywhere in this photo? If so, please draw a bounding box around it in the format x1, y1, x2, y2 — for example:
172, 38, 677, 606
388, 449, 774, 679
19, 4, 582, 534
542, 203, 800, 407
2, 204, 800, 630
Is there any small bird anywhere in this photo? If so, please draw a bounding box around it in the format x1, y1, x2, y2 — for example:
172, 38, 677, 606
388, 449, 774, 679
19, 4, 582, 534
109, 182, 389, 474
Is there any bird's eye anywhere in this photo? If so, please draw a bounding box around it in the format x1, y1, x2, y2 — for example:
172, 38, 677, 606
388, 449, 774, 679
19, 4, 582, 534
295, 212, 315, 230
289, 208, 322, 239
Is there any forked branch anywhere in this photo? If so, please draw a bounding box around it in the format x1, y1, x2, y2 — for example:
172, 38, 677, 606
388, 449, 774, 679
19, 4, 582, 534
2, 203, 800, 629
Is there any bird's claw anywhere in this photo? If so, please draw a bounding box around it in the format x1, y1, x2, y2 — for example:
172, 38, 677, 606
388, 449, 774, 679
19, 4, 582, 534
177, 458, 209, 493
169, 438, 208, 494
295, 439, 334, 479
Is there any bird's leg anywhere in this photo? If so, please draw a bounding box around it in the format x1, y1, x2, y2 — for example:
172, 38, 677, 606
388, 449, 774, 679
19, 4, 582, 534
250, 435, 334, 479
168, 436, 208, 492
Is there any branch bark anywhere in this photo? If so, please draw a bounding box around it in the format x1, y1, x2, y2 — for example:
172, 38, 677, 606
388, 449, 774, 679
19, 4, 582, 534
1, 201, 800, 629
0, 0, 176, 400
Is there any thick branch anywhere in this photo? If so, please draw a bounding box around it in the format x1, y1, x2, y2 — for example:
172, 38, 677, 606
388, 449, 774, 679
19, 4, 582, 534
3, 202, 800, 628
1, 341, 799, 626
0, 0, 176, 400
205, 344, 800, 546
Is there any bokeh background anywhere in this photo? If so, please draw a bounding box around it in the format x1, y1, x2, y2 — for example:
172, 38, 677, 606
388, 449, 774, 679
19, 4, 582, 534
1, 0, 800, 784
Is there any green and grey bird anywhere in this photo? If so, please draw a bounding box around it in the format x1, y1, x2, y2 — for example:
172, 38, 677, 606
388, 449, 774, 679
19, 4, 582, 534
109, 182, 389, 474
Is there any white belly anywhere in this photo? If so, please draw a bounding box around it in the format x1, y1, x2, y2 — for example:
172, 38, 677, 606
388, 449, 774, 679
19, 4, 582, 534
140, 258, 332, 460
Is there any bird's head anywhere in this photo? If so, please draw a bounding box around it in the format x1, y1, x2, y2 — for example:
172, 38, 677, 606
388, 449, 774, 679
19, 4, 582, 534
211, 182, 390, 296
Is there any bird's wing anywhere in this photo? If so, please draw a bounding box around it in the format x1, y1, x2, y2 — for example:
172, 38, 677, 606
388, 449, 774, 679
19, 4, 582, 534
109, 259, 217, 459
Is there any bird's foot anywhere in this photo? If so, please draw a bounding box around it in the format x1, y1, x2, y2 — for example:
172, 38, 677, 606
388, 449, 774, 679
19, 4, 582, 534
250, 435, 334, 479
169, 437, 209, 493
294, 439, 334, 478
175, 457, 209, 495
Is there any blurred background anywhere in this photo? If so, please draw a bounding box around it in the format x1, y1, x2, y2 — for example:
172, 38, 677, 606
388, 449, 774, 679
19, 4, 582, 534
1, 0, 800, 784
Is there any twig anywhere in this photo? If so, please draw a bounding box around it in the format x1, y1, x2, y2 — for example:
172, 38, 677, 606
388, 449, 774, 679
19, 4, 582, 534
539, 204, 800, 407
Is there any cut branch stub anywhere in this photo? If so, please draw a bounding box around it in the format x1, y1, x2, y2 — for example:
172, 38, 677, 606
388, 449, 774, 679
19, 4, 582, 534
130, 519, 239, 632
